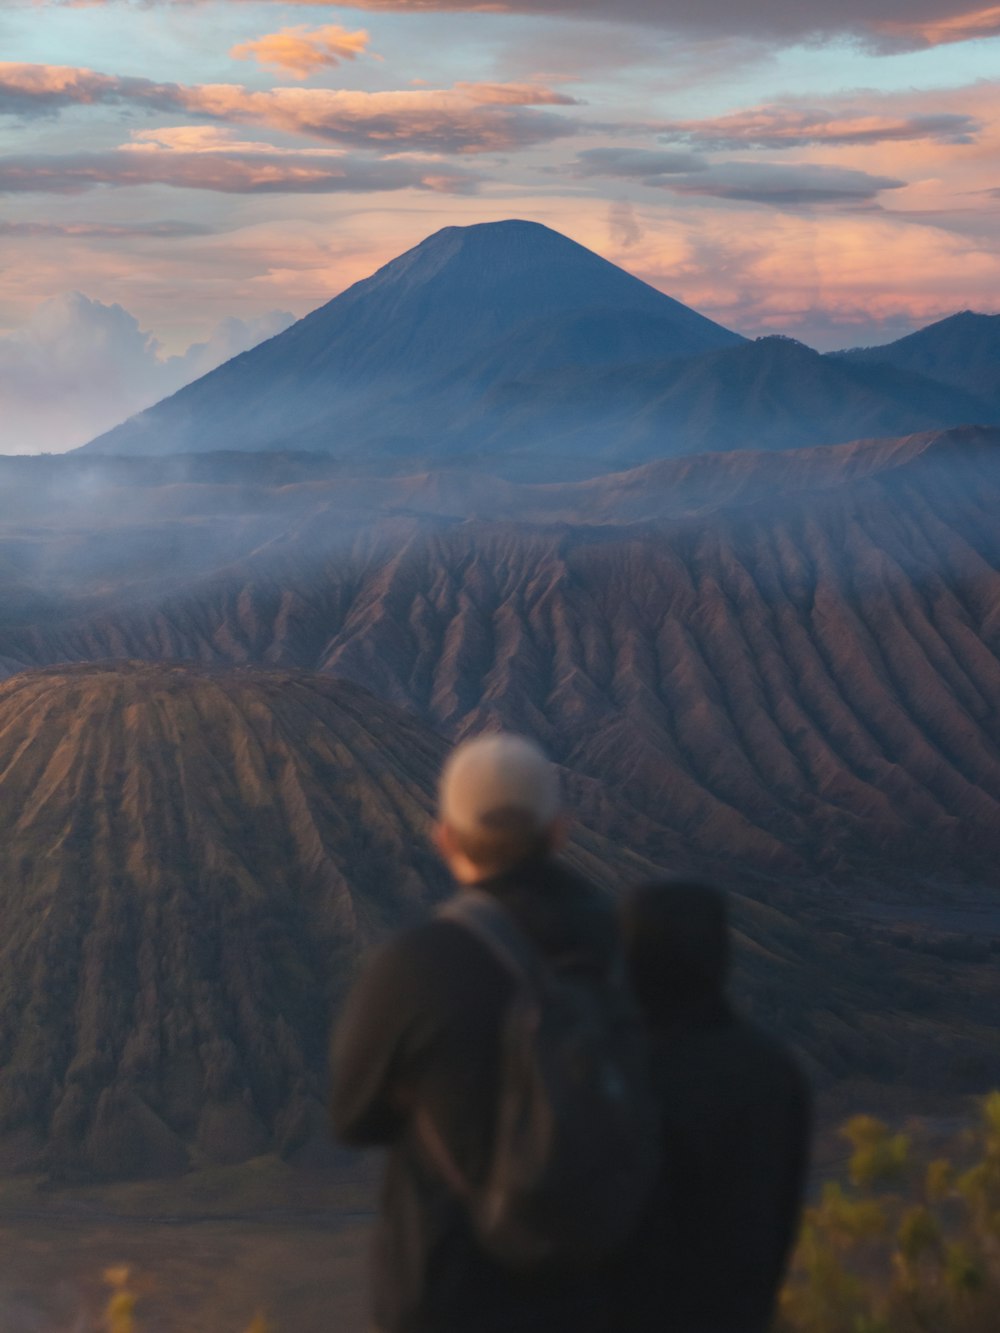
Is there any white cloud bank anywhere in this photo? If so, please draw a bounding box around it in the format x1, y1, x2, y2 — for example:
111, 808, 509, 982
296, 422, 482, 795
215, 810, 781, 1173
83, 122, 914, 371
0, 293, 294, 454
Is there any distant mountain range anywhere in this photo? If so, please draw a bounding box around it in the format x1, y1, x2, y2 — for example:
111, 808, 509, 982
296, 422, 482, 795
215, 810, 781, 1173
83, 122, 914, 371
81, 221, 1000, 476
836, 311, 1000, 404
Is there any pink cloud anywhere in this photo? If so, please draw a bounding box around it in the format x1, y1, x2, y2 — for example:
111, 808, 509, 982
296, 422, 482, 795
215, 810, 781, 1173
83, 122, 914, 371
0, 219, 211, 237
659, 106, 981, 150
0, 136, 479, 195
872, 4, 1000, 47
0, 292, 294, 452
595, 204, 1000, 347
23, 0, 1000, 50
0, 63, 578, 153
0, 62, 177, 114
451, 81, 577, 106
230, 24, 372, 80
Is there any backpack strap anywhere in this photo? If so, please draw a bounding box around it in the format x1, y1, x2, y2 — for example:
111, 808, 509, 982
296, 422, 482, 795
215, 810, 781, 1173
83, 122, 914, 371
437, 888, 546, 993
418, 889, 542, 1199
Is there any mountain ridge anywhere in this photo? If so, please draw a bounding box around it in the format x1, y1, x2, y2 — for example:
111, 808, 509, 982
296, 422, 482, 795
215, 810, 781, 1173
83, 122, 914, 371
1, 659, 997, 1184
76, 219, 1000, 475
3, 427, 998, 885
834, 310, 1000, 404
82, 220, 742, 463
0, 659, 677, 1178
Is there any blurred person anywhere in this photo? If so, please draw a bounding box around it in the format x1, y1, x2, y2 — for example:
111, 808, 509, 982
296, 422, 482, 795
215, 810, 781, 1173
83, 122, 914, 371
620, 880, 812, 1333
331, 734, 657, 1333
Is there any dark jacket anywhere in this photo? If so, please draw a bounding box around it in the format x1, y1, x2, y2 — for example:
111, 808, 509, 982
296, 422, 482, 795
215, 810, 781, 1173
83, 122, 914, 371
620, 882, 811, 1333
330, 858, 620, 1333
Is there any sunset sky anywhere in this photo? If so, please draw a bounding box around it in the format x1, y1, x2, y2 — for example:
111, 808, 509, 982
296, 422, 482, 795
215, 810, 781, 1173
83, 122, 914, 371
2, 0, 1000, 450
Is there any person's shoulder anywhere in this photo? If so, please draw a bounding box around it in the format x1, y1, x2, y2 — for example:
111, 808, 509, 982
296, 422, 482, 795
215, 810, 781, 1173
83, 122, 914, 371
359, 908, 509, 1002
735, 1018, 812, 1102
368, 912, 489, 972
547, 859, 616, 919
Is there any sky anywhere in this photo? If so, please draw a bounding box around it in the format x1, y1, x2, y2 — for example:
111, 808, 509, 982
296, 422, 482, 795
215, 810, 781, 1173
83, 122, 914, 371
2, 0, 1000, 451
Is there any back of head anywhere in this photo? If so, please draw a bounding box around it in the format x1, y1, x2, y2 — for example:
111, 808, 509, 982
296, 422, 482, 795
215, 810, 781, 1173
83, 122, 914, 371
438, 732, 561, 877
621, 881, 730, 1028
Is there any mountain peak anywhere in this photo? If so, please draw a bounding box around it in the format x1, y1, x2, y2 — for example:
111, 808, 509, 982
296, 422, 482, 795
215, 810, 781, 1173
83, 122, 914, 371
81, 219, 743, 461
835, 308, 1000, 405
349, 216, 700, 319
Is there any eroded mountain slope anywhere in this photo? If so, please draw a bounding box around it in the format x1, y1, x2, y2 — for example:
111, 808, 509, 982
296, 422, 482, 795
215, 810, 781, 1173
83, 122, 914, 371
0, 661, 876, 1180
4, 430, 997, 883
0, 663, 455, 1178
0, 661, 996, 1185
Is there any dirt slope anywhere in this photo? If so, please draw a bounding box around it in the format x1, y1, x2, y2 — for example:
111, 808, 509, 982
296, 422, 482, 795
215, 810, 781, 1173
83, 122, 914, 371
0, 660, 997, 1181
4, 430, 996, 881
0, 663, 455, 1178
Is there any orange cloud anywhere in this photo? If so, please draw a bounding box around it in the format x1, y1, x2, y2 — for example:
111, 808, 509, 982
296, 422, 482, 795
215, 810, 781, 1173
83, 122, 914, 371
607, 206, 1000, 346
230, 25, 372, 80
451, 81, 578, 106
873, 4, 1000, 47
659, 106, 981, 150
24, 0, 1000, 54
0, 63, 578, 154
0, 132, 479, 195
176, 82, 576, 152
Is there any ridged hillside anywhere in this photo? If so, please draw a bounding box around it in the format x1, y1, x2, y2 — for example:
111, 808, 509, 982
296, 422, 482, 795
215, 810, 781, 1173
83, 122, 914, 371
0, 661, 701, 1179
0, 662, 996, 1186
0, 663, 457, 1179
5, 430, 998, 883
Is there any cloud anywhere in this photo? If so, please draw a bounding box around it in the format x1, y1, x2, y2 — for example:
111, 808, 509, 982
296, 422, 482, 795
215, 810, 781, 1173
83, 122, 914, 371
21, 0, 1000, 50
871, 4, 1000, 49
0, 219, 212, 237
174, 309, 295, 380
0, 63, 178, 116
607, 199, 643, 248
0, 128, 481, 195
177, 0, 1000, 52
607, 206, 1000, 350
0, 292, 294, 453
231, 24, 372, 80
658, 106, 982, 151
573, 147, 706, 180
450, 81, 577, 106
0, 63, 579, 154
662, 162, 907, 207
572, 149, 907, 206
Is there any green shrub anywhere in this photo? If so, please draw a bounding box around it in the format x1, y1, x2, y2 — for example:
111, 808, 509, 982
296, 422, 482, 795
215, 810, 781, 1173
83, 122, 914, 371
777, 1091, 1000, 1333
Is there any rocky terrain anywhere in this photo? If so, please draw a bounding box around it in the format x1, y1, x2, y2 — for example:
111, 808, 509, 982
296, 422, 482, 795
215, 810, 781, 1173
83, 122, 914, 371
0, 663, 448, 1177
0, 661, 681, 1179
1, 428, 997, 882
0, 659, 996, 1185
0, 428, 995, 1181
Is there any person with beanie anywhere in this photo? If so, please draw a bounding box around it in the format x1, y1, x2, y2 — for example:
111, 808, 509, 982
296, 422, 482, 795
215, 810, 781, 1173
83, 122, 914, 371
619, 880, 812, 1333
330, 734, 625, 1333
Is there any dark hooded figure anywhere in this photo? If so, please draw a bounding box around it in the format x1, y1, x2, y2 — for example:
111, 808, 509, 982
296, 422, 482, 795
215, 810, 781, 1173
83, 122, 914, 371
619, 881, 811, 1333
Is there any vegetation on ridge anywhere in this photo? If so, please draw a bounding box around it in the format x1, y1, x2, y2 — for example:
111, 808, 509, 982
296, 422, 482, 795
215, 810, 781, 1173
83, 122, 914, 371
778, 1092, 1000, 1333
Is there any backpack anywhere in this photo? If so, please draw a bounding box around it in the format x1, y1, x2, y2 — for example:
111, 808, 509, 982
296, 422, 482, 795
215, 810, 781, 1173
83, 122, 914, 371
418, 886, 661, 1271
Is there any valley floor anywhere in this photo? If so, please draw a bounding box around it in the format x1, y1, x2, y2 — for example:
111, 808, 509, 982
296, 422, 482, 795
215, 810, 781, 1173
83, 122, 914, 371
0, 1160, 374, 1333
